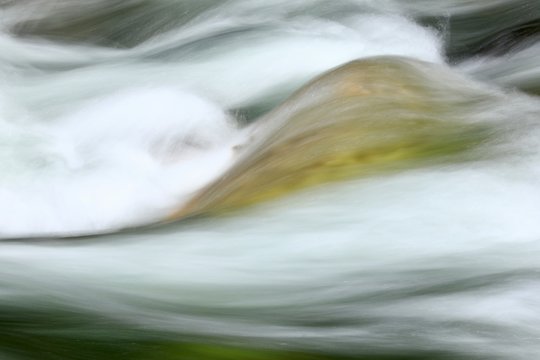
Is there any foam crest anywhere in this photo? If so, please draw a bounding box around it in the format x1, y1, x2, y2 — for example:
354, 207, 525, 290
0, 87, 237, 237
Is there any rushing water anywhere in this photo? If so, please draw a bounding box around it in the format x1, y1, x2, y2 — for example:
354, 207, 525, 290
1, 1, 540, 359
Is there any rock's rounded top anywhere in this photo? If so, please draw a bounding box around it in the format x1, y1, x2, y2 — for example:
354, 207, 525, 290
169, 57, 498, 221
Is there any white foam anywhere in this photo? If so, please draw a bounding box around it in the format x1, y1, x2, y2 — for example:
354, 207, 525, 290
0, 87, 238, 237
4, 12, 443, 115
0, 2, 540, 358
0, 6, 445, 236
1, 153, 540, 357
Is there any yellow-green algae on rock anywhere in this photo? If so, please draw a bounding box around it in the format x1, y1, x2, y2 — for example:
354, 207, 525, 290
170, 56, 496, 220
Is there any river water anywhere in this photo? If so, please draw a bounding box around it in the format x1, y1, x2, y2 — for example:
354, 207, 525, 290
0, 1, 540, 359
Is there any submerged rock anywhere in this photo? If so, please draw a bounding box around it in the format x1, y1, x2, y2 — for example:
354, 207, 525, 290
8, 0, 219, 48
414, 0, 540, 61
169, 56, 497, 220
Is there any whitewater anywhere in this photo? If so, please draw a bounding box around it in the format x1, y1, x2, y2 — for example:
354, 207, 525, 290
0, 1, 539, 359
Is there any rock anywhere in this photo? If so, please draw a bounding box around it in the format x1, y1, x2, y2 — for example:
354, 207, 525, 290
169, 56, 494, 220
